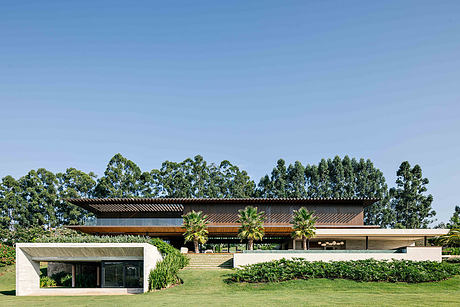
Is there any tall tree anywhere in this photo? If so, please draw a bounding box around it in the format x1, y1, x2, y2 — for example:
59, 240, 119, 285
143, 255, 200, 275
17, 169, 58, 229
182, 210, 209, 253
342, 155, 356, 197
151, 160, 192, 197
237, 206, 265, 250
216, 160, 255, 198
447, 206, 460, 229
0, 176, 21, 230
56, 168, 97, 225
303, 156, 391, 227
286, 161, 307, 198
94, 153, 149, 198
305, 164, 320, 197
291, 207, 317, 250
352, 158, 391, 226
257, 159, 290, 198
390, 161, 435, 228
329, 156, 345, 197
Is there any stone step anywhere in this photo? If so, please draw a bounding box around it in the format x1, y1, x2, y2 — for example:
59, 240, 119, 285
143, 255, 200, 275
185, 253, 234, 269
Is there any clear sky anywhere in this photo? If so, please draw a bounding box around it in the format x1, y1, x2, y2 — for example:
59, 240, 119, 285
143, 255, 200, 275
1, 1, 459, 223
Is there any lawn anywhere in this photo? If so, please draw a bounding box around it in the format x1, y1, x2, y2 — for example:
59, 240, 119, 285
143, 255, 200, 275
1, 265, 459, 307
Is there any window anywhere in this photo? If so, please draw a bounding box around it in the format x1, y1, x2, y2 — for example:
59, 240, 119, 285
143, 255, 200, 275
102, 261, 143, 288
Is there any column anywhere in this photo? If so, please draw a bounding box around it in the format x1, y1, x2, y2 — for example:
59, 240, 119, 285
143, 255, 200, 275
97, 265, 100, 287
71, 264, 76, 288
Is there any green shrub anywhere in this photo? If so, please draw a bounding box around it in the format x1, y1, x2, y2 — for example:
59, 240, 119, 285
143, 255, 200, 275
445, 257, 460, 264
149, 253, 185, 290
228, 258, 460, 283
35, 232, 188, 268
0, 226, 50, 246
443, 247, 460, 255
40, 276, 57, 288
51, 271, 72, 287
0, 244, 15, 266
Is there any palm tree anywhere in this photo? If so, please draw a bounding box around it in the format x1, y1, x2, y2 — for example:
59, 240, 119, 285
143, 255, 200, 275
237, 206, 265, 250
182, 210, 209, 253
291, 207, 317, 250
438, 228, 460, 247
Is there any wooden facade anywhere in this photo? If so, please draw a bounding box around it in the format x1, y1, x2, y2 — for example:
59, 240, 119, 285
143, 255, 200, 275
183, 203, 364, 225
67, 198, 379, 239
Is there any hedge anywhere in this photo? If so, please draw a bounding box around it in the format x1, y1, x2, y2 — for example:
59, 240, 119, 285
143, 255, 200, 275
228, 258, 460, 283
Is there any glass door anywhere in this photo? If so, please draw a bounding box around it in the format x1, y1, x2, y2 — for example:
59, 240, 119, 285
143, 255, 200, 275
125, 262, 143, 288
103, 262, 124, 287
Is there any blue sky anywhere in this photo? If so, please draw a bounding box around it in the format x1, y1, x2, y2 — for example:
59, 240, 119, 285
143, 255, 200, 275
1, 1, 459, 223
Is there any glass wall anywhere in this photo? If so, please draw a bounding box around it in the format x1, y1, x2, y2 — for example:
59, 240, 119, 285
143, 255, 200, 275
102, 261, 143, 288
86, 218, 183, 226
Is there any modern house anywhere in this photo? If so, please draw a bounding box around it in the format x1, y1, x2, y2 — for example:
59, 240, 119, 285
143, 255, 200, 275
16, 197, 448, 295
67, 197, 446, 251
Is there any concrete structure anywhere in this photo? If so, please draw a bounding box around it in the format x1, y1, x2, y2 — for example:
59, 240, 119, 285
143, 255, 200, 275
16, 243, 161, 296
233, 246, 443, 268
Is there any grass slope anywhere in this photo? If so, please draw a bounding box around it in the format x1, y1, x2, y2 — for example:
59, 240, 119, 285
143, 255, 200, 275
1, 265, 459, 307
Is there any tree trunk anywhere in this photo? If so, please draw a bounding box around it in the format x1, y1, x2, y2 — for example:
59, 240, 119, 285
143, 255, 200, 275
194, 239, 199, 253
249, 239, 254, 250
303, 237, 307, 250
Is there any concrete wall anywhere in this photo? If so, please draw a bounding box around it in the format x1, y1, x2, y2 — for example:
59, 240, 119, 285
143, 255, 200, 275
16, 243, 162, 296
143, 243, 161, 292
292, 239, 417, 250
16, 246, 41, 296
233, 246, 442, 268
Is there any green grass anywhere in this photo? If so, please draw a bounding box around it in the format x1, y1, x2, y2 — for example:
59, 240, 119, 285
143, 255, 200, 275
1, 265, 459, 306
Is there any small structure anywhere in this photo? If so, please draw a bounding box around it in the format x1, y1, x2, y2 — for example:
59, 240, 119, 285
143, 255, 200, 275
16, 243, 161, 296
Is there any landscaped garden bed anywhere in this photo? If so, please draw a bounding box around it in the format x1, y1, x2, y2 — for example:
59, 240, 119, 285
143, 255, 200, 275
228, 258, 460, 283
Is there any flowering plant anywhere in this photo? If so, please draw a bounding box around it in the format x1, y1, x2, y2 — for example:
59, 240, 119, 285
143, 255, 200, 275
0, 244, 15, 266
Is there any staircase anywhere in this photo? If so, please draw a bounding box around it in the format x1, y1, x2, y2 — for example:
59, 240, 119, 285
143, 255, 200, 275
186, 253, 234, 269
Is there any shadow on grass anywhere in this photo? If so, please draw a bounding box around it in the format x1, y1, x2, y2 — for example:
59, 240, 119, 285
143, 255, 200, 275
0, 290, 15, 296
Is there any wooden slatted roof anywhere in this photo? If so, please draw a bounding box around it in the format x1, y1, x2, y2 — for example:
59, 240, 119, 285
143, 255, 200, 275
67, 197, 379, 214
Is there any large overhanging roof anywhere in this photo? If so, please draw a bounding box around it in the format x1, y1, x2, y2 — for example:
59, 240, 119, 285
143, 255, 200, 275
67, 198, 379, 214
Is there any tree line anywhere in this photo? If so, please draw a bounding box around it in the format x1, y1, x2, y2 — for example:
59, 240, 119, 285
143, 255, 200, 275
1, 153, 457, 233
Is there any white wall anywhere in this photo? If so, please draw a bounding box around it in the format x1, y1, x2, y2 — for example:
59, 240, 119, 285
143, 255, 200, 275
16, 243, 162, 296
233, 247, 442, 268
143, 243, 162, 292
16, 246, 41, 296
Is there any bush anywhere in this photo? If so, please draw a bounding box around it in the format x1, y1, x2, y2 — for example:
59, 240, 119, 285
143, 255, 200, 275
51, 271, 72, 287
443, 247, 460, 255
445, 257, 460, 264
0, 244, 15, 266
40, 276, 57, 288
0, 226, 50, 246
35, 232, 188, 267
149, 253, 184, 290
228, 258, 460, 283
